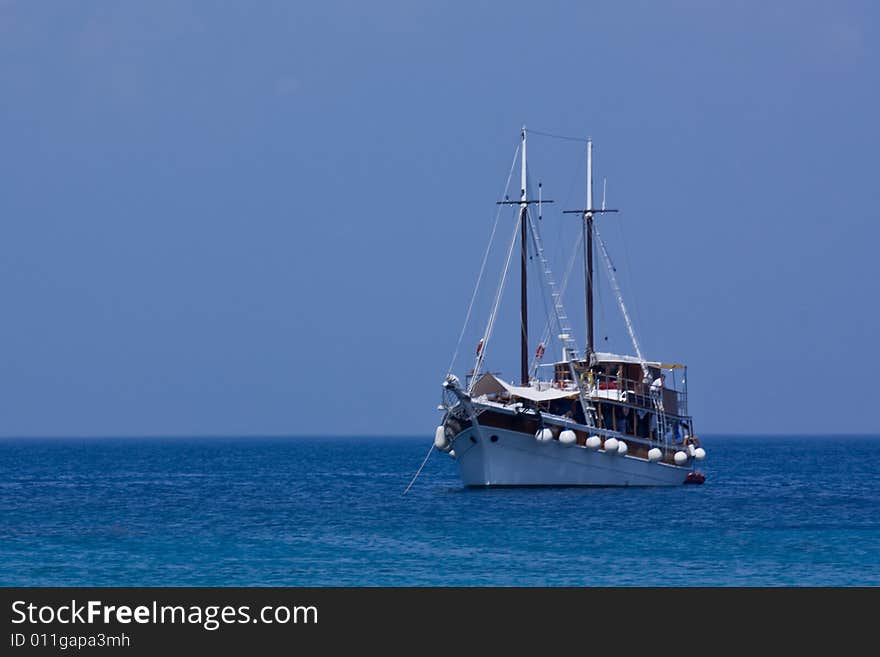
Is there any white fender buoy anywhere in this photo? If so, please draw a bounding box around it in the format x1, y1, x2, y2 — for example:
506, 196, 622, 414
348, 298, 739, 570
535, 428, 554, 443
674, 451, 688, 465
586, 435, 602, 450
617, 440, 628, 456
694, 447, 706, 461
559, 429, 577, 446
687, 444, 696, 457
448, 449, 456, 458
434, 426, 448, 450
604, 437, 619, 454
648, 447, 663, 462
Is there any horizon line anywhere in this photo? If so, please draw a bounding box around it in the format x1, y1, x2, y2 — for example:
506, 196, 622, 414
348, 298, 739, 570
1, 433, 880, 440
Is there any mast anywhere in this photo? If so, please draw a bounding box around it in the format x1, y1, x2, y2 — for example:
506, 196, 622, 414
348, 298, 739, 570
585, 138, 594, 356
519, 127, 529, 385
495, 128, 554, 386
564, 138, 618, 360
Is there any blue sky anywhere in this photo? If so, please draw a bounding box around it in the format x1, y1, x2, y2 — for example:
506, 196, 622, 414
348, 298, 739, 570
0, 1, 877, 436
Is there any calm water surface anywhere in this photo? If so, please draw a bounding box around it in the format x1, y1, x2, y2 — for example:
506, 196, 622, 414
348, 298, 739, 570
1, 436, 877, 585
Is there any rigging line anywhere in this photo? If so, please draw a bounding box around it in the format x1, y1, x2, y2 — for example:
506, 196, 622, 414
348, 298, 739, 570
446, 143, 521, 376
529, 146, 585, 348
594, 224, 649, 378
524, 168, 570, 372
522, 173, 549, 358
525, 164, 573, 296
402, 444, 434, 495
472, 210, 520, 387
519, 206, 533, 350
528, 205, 556, 372
529, 128, 589, 143
546, 151, 585, 353
525, 207, 584, 358
615, 216, 646, 354
595, 247, 608, 347
469, 207, 522, 390
530, 227, 583, 372
522, 173, 548, 375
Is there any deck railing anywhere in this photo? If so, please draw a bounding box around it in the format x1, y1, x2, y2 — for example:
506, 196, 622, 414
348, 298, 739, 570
547, 371, 688, 417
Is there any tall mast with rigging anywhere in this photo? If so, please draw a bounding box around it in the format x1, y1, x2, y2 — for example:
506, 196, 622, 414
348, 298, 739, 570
519, 127, 529, 385
494, 128, 554, 385
564, 138, 618, 362
585, 138, 594, 356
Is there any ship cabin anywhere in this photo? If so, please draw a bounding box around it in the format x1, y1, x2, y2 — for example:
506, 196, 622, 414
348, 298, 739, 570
551, 352, 692, 443
471, 351, 693, 446
560, 352, 694, 443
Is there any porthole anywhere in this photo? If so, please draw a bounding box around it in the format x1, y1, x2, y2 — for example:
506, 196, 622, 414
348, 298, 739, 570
490, 435, 499, 443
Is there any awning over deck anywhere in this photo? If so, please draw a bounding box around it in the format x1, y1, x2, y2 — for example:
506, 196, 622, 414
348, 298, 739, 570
592, 351, 685, 370
470, 373, 579, 402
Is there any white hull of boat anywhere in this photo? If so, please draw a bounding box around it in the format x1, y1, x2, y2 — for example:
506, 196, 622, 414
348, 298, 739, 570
452, 425, 690, 487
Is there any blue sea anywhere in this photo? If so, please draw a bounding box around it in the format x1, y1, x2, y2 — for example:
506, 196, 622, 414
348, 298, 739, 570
1, 436, 878, 586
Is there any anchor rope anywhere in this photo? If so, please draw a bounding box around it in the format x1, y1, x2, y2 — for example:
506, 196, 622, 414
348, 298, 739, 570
402, 444, 434, 495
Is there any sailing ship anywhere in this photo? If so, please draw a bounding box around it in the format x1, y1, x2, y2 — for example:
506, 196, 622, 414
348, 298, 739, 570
433, 127, 706, 486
